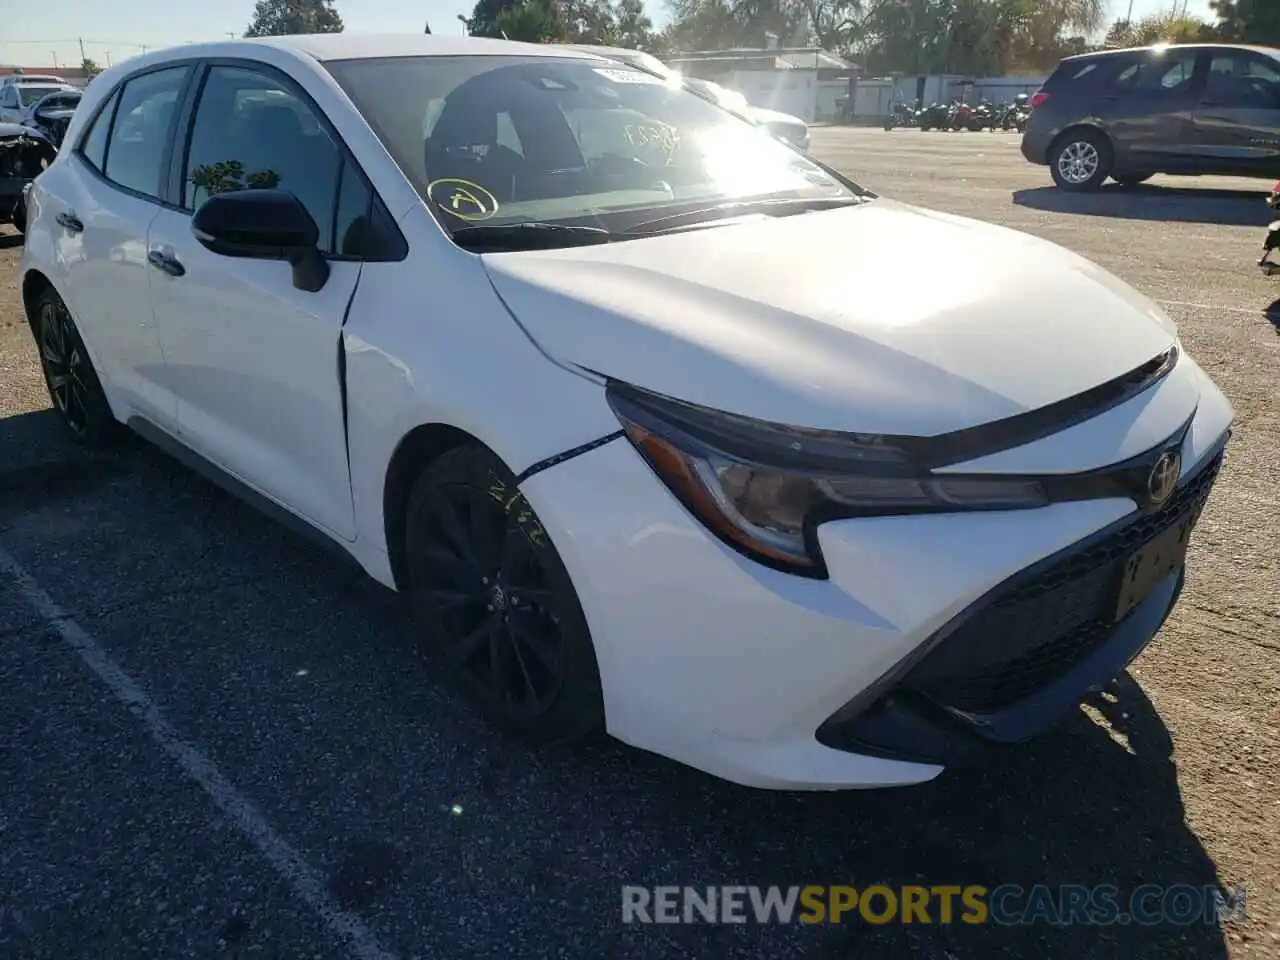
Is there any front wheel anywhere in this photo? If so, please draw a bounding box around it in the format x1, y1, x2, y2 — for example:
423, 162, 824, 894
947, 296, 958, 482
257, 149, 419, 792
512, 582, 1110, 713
1049, 130, 1113, 191
404, 445, 604, 743
33, 288, 119, 445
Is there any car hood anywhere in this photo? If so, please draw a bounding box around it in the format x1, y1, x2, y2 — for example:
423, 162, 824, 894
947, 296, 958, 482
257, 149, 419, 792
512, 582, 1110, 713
750, 106, 806, 128
480, 199, 1178, 436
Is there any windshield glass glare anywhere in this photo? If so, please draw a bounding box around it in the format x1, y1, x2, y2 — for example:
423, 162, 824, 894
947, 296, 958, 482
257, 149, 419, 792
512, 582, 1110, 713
327, 55, 853, 237
17, 86, 65, 107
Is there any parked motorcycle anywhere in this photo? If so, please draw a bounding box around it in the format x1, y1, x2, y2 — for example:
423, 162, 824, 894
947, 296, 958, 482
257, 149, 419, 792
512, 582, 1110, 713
1002, 93, 1032, 132
882, 98, 919, 131
1260, 180, 1280, 277
917, 102, 951, 132
950, 100, 973, 131
968, 99, 997, 132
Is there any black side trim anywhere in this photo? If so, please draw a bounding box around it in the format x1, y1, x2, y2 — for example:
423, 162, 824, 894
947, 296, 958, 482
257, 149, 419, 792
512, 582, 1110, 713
912, 346, 1179, 469
515, 431, 624, 484
607, 345, 1178, 475
127, 415, 361, 569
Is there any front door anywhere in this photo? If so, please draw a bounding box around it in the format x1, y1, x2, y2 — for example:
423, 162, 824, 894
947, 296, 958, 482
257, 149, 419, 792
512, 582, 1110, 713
1104, 48, 1203, 172
147, 63, 362, 541
1192, 49, 1280, 176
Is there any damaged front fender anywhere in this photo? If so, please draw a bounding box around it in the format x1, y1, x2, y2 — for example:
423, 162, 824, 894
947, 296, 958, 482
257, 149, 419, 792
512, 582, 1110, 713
0, 124, 56, 229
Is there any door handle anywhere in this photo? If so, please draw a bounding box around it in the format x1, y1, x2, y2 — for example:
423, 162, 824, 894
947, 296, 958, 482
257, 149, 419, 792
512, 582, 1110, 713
147, 249, 186, 278
55, 211, 83, 233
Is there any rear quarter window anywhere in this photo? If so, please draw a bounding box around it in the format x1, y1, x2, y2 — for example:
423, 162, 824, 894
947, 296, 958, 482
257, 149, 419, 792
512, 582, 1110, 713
1045, 59, 1107, 92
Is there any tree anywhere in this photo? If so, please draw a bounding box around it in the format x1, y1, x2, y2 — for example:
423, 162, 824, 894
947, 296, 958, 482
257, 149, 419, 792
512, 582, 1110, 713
1207, 0, 1280, 44
244, 0, 344, 37
1105, 12, 1207, 47
80, 57, 101, 78
469, 0, 566, 41
469, 0, 657, 46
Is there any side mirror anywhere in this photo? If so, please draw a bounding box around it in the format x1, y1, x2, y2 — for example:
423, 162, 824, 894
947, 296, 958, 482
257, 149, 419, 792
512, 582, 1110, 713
191, 188, 330, 293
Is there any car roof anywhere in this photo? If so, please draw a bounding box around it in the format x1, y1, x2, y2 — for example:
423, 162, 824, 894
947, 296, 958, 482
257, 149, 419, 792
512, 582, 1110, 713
247, 33, 608, 63
1062, 42, 1280, 63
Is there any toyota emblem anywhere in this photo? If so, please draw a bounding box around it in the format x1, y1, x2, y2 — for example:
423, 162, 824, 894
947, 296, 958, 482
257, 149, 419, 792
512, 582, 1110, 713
1145, 450, 1181, 508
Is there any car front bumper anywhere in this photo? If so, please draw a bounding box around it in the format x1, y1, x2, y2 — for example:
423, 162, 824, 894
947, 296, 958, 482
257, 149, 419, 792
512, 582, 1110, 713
520, 360, 1233, 790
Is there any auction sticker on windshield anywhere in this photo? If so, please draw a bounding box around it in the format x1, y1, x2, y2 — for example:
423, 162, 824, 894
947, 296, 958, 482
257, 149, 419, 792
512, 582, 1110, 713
593, 68, 663, 84
426, 178, 499, 221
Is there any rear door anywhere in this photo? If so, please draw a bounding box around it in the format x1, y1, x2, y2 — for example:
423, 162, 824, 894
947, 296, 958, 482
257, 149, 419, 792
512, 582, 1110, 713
1192, 49, 1280, 175
1103, 48, 1203, 171
41, 66, 191, 427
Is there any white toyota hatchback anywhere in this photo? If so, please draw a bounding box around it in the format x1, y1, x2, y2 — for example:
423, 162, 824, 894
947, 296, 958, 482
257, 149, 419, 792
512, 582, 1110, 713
20, 35, 1232, 790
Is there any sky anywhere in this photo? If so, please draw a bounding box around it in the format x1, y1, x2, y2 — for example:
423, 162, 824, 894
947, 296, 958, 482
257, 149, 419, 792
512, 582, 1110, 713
4, 0, 1217, 72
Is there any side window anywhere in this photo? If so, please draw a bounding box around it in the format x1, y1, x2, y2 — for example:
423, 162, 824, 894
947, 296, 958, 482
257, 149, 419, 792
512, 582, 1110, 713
333, 159, 371, 257
1113, 51, 1199, 95
1206, 54, 1280, 108
78, 89, 120, 172
182, 65, 341, 252
102, 67, 189, 198
495, 112, 523, 156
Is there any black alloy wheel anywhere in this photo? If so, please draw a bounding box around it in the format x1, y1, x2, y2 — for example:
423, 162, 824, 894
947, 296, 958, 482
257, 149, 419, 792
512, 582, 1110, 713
404, 445, 603, 742
34, 288, 116, 445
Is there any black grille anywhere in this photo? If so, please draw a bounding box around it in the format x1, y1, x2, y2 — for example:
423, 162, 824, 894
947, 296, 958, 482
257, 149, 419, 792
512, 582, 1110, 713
900, 450, 1224, 712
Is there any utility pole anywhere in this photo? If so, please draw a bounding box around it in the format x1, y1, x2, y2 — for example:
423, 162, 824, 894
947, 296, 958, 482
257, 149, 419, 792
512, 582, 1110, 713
79, 37, 86, 63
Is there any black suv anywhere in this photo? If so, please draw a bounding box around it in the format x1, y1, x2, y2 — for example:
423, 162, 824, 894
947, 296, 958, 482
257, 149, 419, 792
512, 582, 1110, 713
1022, 43, 1280, 191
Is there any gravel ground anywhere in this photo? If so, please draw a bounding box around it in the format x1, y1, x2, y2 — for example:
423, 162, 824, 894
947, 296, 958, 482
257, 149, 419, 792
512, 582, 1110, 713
0, 127, 1276, 959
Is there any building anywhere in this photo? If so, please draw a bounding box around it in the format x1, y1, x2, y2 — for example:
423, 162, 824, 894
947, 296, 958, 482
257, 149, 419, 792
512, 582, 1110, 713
666, 47, 857, 123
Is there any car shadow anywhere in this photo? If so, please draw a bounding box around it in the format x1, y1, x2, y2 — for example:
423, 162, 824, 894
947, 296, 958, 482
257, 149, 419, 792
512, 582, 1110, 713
570, 675, 1231, 958
1013, 183, 1271, 227
0, 409, 1232, 960
1266, 298, 1280, 333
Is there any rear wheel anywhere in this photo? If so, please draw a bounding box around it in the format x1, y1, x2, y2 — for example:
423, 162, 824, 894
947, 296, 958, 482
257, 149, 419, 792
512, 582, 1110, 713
404, 445, 604, 743
33, 287, 118, 445
1114, 172, 1154, 188
1049, 129, 1112, 192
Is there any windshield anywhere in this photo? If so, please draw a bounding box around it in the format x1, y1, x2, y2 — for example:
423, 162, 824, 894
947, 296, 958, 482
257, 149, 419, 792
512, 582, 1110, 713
36, 93, 80, 111
327, 55, 857, 241
17, 86, 65, 107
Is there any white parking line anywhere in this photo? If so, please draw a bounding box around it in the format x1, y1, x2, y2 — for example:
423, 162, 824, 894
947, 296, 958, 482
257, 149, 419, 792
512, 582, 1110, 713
1156, 299, 1271, 317
0, 544, 400, 960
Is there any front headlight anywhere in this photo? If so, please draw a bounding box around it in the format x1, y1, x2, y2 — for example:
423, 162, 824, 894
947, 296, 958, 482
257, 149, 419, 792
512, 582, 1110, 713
607, 383, 1048, 577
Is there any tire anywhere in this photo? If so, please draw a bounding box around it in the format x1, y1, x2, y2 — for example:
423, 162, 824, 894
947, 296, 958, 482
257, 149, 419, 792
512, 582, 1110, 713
32, 287, 118, 445
1113, 172, 1154, 188
11, 202, 25, 233
1049, 129, 1113, 192
403, 444, 604, 743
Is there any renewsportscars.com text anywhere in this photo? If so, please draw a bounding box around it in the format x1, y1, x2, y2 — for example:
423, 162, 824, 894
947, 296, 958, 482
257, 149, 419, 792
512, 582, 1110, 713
621, 884, 1246, 927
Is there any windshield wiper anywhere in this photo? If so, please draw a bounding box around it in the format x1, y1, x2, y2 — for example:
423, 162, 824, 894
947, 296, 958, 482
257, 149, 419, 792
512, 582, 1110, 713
449, 222, 616, 252
625, 195, 865, 235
